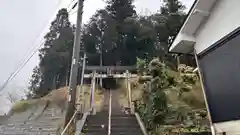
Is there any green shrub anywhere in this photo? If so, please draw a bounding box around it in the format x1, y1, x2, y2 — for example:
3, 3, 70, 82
135, 59, 209, 134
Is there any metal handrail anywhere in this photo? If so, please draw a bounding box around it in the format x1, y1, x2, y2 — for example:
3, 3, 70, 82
125, 70, 148, 135
62, 56, 99, 135
89, 71, 96, 112
108, 90, 112, 135
126, 70, 133, 113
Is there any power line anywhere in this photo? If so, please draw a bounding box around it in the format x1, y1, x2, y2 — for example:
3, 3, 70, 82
68, 0, 78, 13
69, 9, 78, 15
5, 21, 52, 88
0, 0, 80, 93
0, 0, 65, 93
0, 41, 45, 92
67, 0, 76, 10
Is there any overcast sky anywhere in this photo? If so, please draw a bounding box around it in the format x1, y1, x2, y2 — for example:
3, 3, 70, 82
0, 0, 194, 114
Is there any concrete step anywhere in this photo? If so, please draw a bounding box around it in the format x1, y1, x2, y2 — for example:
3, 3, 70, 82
0, 121, 59, 135
111, 124, 140, 128
111, 114, 144, 135
85, 112, 108, 125
83, 132, 108, 135
111, 117, 138, 126
0, 106, 64, 135
83, 115, 144, 135
82, 125, 108, 135
111, 126, 142, 131
5, 122, 57, 127
83, 112, 109, 135
0, 130, 58, 135
82, 126, 108, 132
111, 130, 144, 135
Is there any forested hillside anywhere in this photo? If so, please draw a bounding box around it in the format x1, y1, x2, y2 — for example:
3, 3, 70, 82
28, 0, 194, 99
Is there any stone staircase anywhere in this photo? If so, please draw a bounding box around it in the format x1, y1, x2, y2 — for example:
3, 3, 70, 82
111, 113, 144, 135
81, 89, 145, 135
0, 123, 58, 135
82, 111, 109, 135
82, 93, 109, 135
0, 106, 64, 135
81, 110, 144, 135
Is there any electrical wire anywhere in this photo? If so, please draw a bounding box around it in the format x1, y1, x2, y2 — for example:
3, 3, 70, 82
0, 0, 65, 93
67, 0, 75, 9
0, 41, 45, 92
69, 9, 78, 15
4, 20, 53, 90
68, 0, 78, 13
0, 0, 81, 93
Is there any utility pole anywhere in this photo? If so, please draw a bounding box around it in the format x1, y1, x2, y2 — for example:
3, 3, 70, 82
65, 0, 84, 126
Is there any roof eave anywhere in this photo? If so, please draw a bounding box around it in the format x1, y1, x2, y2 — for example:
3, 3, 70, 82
169, 0, 217, 54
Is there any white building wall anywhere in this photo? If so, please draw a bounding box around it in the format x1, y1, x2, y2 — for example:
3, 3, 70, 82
195, 0, 240, 54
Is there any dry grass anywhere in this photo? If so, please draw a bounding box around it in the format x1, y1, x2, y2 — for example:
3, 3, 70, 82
117, 79, 129, 108
131, 77, 144, 101
181, 82, 206, 109
118, 78, 144, 108
11, 100, 38, 113
78, 85, 104, 112
65, 123, 76, 135
43, 87, 68, 102
117, 69, 206, 110
10, 85, 104, 114
166, 70, 206, 109
10, 88, 67, 114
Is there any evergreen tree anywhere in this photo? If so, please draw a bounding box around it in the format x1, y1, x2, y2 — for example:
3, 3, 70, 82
106, 0, 136, 65
82, 8, 156, 66
106, 0, 136, 23
82, 9, 118, 66
160, 0, 186, 44
29, 8, 74, 97
148, 0, 189, 68
39, 8, 74, 92
28, 66, 41, 97
28, 1, 193, 98
121, 17, 156, 65
161, 0, 195, 67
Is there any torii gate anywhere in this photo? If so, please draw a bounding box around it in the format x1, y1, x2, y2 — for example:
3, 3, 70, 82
76, 65, 151, 113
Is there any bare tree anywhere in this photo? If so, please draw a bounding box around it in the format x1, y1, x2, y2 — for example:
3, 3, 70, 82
6, 92, 20, 104
5, 88, 24, 104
